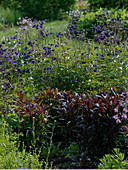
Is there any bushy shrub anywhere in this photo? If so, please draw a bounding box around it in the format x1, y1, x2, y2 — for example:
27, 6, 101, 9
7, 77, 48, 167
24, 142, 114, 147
75, 8, 128, 40
0, 5, 21, 25
98, 148, 128, 169
6, 88, 127, 168
88, 0, 128, 10
6, 91, 50, 151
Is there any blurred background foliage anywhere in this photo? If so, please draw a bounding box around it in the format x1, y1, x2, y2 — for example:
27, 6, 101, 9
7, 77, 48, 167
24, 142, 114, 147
0, 0, 76, 21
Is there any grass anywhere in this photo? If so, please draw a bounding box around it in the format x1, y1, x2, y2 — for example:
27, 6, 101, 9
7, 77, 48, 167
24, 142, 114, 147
0, 27, 17, 38
45, 20, 69, 33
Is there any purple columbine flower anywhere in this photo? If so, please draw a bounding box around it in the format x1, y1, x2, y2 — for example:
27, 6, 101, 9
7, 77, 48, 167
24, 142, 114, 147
94, 69, 98, 72
24, 55, 31, 59
51, 57, 56, 60
81, 61, 86, 64
68, 28, 73, 32
94, 46, 99, 49
44, 66, 52, 70
56, 33, 61, 38
28, 41, 32, 46
28, 59, 35, 63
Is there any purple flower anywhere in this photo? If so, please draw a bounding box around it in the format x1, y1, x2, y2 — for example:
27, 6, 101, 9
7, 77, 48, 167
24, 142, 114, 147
26, 69, 30, 73
81, 61, 86, 64
18, 42, 22, 44
126, 28, 128, 32
28, 41, 32, 46
81, 37, 85, 40
114, 108, 118, 113
44, 66, 52, 70
119, 102, 123, 106
11, 61, 17, 64
51, 57, 56, 60
41, 21, 45, 25
112, 114, 121, 123
15, 52, 20, 55
107, 52, 111, 56
43, 47, 47, 50
94, 69, 98, 72
28, 59, 35, 63
24, 55, 31, 59
104, 32, 109, 37
40, 30, 44, 36
56, 33, 61, 38
68, 28, 73, 32
112, 114, 118, 119
94, 46, 99, 49
55, 45, 59, 48
122, 113, 127, 119
123, 107, 128, 113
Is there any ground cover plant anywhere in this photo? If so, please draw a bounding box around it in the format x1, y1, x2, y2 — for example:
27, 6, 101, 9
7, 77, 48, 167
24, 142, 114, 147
0, 120, 44, 169
98, 148, 128, 169
0, 2, 128, 168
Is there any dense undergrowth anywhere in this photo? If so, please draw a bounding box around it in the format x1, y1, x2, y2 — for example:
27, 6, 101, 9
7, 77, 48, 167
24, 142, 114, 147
0, 3, 128, 169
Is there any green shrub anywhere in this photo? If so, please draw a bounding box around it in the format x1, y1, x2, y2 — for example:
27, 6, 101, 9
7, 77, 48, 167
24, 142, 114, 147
0, 5, 21, 25
98, 148, 128, 169
77, 8, 128, 39
88, 0, 128, 10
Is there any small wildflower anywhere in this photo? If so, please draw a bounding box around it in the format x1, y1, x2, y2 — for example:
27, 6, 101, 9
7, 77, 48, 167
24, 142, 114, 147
122, 113, 127, 119
114, 108, 118, 113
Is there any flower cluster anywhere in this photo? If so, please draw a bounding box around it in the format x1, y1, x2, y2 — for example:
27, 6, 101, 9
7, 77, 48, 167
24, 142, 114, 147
113, 95, 128, 123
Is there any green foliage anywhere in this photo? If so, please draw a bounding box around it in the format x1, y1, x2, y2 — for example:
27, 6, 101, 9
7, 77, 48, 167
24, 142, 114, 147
0, 8, 128, 168
77, 8, 128, 39
0, 22, 4, 29
0, 17, 127, 96
0, 5, 21, 25
98, 148, 128, 169
88, 0, 128, 10
0, 121, 43, 169
6, 91, 50, 150
1, 0, 76, 21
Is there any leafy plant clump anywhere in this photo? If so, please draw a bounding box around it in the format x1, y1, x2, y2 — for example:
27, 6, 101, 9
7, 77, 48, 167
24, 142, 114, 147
5, 88, 128, 168
88, 0, 128, 10
69, 8, 128, 40
98, 148, 128, 169
0, 121, 43, 169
